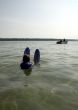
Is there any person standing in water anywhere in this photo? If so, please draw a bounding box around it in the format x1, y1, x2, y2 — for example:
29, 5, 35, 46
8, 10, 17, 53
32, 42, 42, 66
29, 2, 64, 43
20, 54, 32, 69
24, 47, 30, 57
20, 47, 32, 69
20, 47, 40, 70
34, 49, 40, 65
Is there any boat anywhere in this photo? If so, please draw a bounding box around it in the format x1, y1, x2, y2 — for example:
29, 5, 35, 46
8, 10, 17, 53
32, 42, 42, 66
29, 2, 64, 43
56, 39, 68, 44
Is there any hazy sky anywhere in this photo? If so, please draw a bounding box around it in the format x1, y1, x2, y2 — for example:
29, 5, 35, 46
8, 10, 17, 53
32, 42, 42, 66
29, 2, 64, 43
0, 0, 78, 39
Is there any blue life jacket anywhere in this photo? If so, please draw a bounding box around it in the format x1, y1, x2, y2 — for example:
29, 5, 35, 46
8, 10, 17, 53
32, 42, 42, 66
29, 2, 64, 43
24, 47, 30, 55
34, 49, 40, 64
20, 62, 32, 69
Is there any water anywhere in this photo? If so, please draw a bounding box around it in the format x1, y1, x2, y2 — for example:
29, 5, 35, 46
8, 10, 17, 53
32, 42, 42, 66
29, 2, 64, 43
0, 41, 78, 110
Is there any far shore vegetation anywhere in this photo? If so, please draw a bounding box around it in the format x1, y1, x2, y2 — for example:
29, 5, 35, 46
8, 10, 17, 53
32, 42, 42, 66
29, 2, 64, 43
0, 38, 78, 41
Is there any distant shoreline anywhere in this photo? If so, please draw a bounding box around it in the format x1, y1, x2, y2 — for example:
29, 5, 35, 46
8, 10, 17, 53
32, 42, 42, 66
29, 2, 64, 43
0, 38, 78, 41
0, 38, 57, 41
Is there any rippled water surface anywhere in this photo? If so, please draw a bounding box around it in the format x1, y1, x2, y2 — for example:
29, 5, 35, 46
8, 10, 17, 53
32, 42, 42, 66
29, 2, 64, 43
0, 41, 78, 110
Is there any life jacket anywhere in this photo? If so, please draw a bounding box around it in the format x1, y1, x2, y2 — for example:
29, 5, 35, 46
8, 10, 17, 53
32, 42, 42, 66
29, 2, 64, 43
24, 47, 30, 56
20, 62, 32, 69
34, 49, 40, 64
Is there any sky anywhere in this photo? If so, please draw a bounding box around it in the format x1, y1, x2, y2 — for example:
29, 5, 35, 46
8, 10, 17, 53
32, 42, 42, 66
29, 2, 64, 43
0, 0, 78, 39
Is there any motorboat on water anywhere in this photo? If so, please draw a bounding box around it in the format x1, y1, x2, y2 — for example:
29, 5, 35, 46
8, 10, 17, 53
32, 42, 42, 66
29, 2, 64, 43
56, 39, 68, 44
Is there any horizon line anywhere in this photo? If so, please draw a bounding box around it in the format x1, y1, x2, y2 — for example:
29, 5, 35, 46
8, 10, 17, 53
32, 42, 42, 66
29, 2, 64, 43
0, 38, 78, 41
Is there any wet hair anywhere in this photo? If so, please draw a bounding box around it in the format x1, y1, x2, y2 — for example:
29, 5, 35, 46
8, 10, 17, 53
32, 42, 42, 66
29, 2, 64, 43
23, 55, 30, 63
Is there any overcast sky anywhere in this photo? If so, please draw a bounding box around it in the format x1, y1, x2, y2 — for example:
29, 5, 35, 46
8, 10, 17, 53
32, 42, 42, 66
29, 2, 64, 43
0, 0, 78, 39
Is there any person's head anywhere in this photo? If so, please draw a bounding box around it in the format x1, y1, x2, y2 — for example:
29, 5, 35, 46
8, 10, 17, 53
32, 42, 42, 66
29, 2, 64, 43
24, 47, 30, 55
23, 55, 30, 63
35, 49, 40, 54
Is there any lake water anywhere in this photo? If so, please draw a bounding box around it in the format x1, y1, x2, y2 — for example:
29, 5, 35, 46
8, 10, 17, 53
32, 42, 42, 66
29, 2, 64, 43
0, 41, 78, 110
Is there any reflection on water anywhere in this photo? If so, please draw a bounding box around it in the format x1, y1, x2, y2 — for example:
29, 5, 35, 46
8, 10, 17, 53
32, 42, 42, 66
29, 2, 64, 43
23, 69, 32, 76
